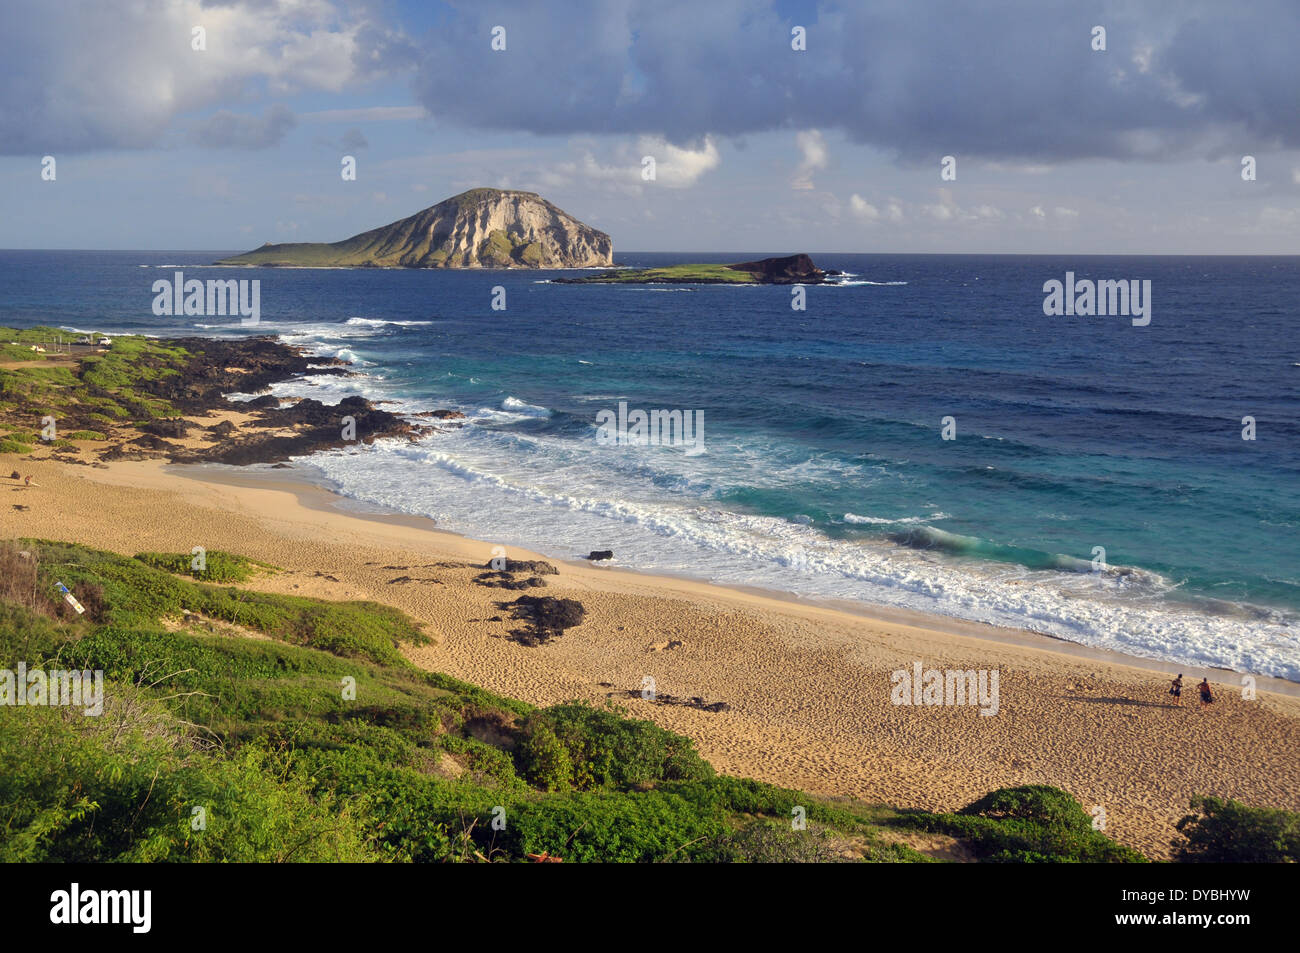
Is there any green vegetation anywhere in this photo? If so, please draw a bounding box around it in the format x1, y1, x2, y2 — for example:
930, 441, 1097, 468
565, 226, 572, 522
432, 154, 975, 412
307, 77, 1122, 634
0, 328, 188, 450
516, 703, 712, 791
474, 230, 549, 268
0, 344, 44, 362
0, 326, 75, 348
0, 539, 925, 863
561, 264, 759, 284
135, 549, 277, 584
478, 229, 516, 266
13, 539, 1274, 864
517, 241, 546, 266
216, 241, 359, 268
895, 785, 1148, 863
77, 335, 187, 419
1174, 796, 1300, 862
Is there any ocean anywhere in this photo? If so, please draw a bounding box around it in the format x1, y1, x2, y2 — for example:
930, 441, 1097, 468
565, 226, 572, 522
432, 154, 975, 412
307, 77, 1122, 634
2, 249, 1297, 680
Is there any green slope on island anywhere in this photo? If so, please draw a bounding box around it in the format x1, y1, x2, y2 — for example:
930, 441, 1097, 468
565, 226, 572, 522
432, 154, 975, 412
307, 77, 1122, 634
552, 253, 834, 285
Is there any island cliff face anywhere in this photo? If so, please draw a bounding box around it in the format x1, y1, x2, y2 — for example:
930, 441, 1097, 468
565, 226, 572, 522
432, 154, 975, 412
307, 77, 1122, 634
215, 188, 613, 269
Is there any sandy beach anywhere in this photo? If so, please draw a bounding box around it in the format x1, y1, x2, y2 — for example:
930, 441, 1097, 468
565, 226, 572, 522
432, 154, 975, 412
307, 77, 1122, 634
3, 451, 1298, 860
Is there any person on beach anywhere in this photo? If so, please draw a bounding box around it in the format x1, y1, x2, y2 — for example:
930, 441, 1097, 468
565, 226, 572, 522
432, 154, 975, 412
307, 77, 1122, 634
1198, 678, 1214, 709
1169, 674, 1183, 705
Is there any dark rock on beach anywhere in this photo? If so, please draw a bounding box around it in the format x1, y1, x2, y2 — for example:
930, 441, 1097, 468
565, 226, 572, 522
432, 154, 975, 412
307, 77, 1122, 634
142, 418, 191, 439
503, 595, 586, 646
131, 433, 179, 451
483, 558, 558, 575
623, 690, 731, 714
475, 571, 546, 590
100, 445, 159, 462
585, 550, 614, 561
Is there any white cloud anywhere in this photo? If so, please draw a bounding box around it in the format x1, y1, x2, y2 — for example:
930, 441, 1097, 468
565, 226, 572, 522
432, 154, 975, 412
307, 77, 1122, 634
639, 135, 720, 187
849, 194, 905, 224
1133, 44, 1154, 75
849, 194, 879, 221
0, 0, 384, 154
920, 190, 1006, 224
792, 129, 827, 190
542, 136, 720, 193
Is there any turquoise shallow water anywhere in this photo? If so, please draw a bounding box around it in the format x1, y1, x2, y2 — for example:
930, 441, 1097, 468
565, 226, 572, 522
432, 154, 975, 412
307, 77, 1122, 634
2, 250, 1297, 678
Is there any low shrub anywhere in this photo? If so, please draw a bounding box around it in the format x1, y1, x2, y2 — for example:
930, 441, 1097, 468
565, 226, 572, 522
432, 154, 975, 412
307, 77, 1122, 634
1175, 796, 1300, 862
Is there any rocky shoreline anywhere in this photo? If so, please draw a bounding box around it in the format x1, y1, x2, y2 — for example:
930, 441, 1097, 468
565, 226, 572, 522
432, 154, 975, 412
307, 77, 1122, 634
0, 333, 459, 469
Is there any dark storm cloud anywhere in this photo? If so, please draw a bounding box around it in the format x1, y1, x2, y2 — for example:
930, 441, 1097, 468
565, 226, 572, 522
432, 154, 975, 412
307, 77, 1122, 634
409, 0, 1300, 161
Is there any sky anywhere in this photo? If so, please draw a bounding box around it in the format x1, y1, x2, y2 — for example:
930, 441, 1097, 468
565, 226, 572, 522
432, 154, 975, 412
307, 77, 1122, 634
2, 0, 1299, 254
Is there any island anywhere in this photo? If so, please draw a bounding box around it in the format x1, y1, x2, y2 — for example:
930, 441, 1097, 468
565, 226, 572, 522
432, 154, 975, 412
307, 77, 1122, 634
550, 253, 840, 285
215, 188, 613, 269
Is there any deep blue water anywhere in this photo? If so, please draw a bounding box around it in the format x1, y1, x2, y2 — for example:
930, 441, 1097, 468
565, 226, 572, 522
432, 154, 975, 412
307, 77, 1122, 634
2, 250, 1297, 678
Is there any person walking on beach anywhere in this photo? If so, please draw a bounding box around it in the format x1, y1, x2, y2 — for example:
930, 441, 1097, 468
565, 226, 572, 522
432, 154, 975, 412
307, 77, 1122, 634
1198, 678, 1215, 710
1169, 674, 1183, 706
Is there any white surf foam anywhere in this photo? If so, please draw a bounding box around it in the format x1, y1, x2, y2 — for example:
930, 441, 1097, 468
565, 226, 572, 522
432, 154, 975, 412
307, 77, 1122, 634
844, 512, 951, 525
501, 396, 551, 417
344, 317, 435, 327
285, 429, 1300, 682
